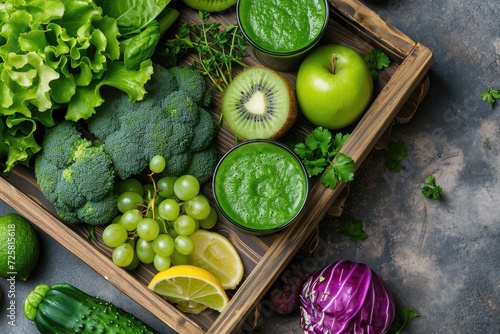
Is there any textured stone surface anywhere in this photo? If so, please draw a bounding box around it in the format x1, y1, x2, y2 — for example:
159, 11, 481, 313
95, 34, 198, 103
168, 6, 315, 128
1, 0, 499, 333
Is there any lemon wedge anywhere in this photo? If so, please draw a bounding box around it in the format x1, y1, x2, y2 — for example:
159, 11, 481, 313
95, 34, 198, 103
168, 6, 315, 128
187, 229, 244, 290
148, 264, 229, 314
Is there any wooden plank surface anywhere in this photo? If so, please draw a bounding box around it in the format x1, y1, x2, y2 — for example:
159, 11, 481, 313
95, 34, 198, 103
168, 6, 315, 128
0, 1, 433, 333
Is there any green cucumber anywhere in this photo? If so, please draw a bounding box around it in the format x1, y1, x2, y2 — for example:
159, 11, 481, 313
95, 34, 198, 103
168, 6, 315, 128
24, 283, 158, 334
182, 0, 237, 12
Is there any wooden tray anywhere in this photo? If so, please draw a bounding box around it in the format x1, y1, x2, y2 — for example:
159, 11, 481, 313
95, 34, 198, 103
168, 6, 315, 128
0, 0, 433, 333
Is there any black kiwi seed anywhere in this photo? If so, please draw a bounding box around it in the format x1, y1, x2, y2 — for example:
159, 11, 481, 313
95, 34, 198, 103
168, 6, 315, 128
222, 67, 298, 140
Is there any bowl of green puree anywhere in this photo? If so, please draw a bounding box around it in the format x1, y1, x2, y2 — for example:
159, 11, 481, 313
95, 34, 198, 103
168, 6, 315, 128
213, 140, 309, 235
236, 0, 329, 72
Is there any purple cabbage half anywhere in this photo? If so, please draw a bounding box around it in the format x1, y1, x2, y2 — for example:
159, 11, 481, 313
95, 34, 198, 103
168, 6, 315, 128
300, 260, 395, 334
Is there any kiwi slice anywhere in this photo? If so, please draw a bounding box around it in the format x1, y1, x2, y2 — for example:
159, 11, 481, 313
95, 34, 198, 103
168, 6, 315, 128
222, 66, 298, 140
182, 0, 237, 12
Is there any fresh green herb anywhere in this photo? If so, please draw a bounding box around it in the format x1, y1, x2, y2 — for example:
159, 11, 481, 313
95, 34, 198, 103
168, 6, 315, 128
388, 307, 421, 334
294, 127, 355, 189
363, 48, 391, 79
480, 86, 500, 108
161, 11, 248, 92
339, 218, 367, 242
386, 140, 407, 172
421, 175, 442, 200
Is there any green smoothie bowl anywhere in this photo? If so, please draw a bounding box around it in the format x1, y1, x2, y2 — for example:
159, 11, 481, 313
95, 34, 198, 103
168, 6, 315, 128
212, 140, 309, 235
236, 0, 329, 72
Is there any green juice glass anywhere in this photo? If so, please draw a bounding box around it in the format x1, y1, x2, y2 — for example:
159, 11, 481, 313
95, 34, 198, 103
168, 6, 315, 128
212, 140, 309, 235
236, 0, 329, 72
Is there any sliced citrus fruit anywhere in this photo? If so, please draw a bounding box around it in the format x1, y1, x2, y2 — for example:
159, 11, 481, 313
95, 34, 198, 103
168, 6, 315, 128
186, 229, 244, 290
148, 264, 229, 314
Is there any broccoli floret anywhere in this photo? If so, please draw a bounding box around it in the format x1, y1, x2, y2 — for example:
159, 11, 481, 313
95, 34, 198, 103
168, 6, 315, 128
189, 108, 217, 152
87, 64, 218, 182
35, 122, 117, 225
185, 148, 219, 185
170, 66, 211, 107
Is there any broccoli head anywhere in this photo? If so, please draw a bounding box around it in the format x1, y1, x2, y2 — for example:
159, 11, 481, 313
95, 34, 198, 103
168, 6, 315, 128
35, 122, 117, 225
87, 64, 218, 182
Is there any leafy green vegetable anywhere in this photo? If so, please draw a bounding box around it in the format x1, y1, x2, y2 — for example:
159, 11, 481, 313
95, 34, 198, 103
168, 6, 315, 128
0, 0, 178, 172
480, 86, 500, 108
161, 11, 248, 92
421, 175, 442, 200
101, 0, 172, 36
386, 140, 407, 172
363, 48, 391, 79
294, 127, 355, 189
339, 218, 367, 242
388, 307, 420, 334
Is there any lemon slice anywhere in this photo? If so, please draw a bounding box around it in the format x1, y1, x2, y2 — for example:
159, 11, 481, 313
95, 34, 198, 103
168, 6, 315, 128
148, 264, 229, 314
187, 229, 244, 290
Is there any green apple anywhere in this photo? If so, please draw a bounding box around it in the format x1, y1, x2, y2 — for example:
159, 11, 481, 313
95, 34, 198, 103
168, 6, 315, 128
295, 44, 373, 129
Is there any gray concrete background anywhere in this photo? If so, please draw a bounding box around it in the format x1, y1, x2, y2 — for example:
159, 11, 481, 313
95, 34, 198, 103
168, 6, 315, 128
1, 0, 499, 333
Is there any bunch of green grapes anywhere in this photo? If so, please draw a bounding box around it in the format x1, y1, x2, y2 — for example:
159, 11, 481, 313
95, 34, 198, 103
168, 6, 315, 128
102, 155, 218, 271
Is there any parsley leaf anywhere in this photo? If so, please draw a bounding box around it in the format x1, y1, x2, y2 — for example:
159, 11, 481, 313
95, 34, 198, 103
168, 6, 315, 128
388, 307, 421, 334
339, 218, 367, 242
321, 153, 355, 188
480, 86, 500, 108
363, 48, 391, 79
421, 175, 442, 200
386, 140, 407, 172
294, 127, 354, 189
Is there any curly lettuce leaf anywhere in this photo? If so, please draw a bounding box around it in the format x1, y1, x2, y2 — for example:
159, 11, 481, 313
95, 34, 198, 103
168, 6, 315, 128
0, 0, 157, 171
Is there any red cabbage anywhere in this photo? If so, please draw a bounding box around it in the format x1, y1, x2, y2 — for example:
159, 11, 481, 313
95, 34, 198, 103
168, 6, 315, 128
300, 260, 395, 334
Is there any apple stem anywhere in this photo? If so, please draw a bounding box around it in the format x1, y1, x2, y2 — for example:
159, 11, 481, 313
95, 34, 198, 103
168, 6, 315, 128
330, 54, 338, 74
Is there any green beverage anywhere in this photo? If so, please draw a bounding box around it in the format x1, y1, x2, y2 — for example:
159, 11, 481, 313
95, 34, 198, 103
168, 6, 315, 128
213, 140, 308, 234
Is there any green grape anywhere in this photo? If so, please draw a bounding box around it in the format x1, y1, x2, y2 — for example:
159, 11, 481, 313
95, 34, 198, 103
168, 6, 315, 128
173, 215, 196, 236
199, 206, 218, 229
170, 249, 189, 265
117, 178, 144, 196
136, 218, 160, 241
112, 243, 135, 267
157, 176, 177, 198
102, 223, 128, 248
124, 239, 140, 271
136, 238, 155, 264
150, 155, 166, 174
120, 209, 143, 231
184, 196, 211, 220
152, 234, 175, 257
153, 254, 171, 271
158, 198, 180, 221
173, 175, 200, 201
174, 235, 195, 255
117, 191, 144, 213
111, 214, 122, 225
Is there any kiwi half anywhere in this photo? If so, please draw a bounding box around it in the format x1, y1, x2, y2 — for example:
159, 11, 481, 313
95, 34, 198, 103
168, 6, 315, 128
222, 66, 298, 140
182, 0, 237, 12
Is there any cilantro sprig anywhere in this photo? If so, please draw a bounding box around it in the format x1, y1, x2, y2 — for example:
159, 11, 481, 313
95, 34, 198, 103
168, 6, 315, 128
480, 86, 500, 108
421, 175, 442, 200
386, 140, 407, 172
339, 218, 367, 242
363, 48, 391, 79
294, 127, 355, 189
388, 307, 421, 334
161, 11, 248, 92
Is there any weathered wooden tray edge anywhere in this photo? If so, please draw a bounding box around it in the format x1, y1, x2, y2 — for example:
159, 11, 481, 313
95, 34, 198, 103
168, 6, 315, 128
0, 0, 433, 333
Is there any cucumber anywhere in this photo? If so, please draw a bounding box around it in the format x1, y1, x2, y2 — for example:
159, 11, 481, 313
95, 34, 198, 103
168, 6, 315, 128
24, 283, 158, 334
182, 0, 237, 12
